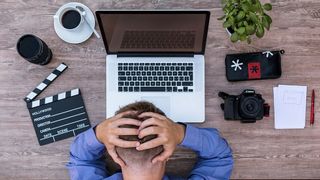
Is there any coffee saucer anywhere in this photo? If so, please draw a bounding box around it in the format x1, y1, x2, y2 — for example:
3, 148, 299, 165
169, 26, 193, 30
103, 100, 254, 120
54, 2, 95, 44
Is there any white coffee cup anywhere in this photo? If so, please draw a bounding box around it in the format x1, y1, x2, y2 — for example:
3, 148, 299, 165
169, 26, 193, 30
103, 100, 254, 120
53, 6, 84, 32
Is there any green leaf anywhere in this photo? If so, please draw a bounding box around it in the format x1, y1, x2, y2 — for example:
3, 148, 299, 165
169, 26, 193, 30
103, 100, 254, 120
256, 25, 265, 38
241, 3, 250, 12
239, 34, 247, 41
223, 21, 232, 28
230, 33, 239, 42
245, 25, 255, 35
249, 12, 259, 23
262, 16, 270, 30
237, 27, 246, 35
263, 3, 272, 11
236, 11, 245, 20
264, 13, 272, 24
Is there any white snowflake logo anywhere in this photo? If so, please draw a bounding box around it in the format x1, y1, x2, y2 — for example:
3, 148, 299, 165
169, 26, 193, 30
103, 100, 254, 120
231, 59, 243, 71
262, 51, 274, 58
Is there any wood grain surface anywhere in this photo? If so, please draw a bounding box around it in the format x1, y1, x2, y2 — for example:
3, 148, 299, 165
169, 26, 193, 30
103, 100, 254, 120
1, 0, 320, 179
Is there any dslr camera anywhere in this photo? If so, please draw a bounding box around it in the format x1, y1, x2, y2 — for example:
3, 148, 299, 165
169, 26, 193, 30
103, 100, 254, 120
218, 89, 269, 123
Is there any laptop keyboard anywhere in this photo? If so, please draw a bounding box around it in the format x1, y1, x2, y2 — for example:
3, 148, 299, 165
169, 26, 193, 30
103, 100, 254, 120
120, 31, 196, 49
118, 62, 194, 92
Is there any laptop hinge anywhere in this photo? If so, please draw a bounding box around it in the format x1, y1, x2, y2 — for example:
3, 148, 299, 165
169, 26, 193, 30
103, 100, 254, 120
117, 53, 194, 58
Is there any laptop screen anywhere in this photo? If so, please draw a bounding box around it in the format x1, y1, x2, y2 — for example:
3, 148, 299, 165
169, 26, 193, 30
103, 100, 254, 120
96, 11, 210, 55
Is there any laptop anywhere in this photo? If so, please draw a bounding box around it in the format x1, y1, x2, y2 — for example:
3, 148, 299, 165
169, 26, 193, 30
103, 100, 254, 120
96, 10, 210, 123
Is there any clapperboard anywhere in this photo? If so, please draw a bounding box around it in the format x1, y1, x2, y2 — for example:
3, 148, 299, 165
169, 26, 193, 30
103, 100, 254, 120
24, 63, 91, 145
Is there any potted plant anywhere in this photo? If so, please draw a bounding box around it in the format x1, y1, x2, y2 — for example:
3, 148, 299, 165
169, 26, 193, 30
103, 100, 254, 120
218, 0, 273, 43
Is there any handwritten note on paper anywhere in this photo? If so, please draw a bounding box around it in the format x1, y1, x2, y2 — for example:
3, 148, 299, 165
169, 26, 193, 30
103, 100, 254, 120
273, 85, 307, 129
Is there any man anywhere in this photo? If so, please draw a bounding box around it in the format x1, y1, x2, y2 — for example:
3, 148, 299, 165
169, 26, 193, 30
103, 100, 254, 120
67, 101, 233, 179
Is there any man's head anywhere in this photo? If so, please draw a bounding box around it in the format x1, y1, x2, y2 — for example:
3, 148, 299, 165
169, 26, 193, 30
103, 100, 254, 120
115, 101, 165, 169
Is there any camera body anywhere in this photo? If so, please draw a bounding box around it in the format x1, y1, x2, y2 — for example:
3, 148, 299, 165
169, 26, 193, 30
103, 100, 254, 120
219, 89, 269, 123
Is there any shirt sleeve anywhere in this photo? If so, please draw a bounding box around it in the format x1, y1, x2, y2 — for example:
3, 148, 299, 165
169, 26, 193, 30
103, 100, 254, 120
66, 127, 109, 180
179, 125, 234, 180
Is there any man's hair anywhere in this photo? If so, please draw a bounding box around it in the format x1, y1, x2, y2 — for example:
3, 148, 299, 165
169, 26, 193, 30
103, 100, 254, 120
115, 101, 165, 167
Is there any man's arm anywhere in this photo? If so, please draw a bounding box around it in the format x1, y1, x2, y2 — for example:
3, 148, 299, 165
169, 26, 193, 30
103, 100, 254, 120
66, 128, 109, 180
180, 125, 233, 180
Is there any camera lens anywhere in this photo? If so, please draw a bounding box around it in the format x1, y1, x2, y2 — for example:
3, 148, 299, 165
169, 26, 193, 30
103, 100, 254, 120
240, 96, 261, 118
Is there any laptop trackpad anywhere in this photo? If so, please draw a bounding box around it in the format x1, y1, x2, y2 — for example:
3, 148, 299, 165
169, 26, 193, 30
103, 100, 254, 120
141, 96, 171, 116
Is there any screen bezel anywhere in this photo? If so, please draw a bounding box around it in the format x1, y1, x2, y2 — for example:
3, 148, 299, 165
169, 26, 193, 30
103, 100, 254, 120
96, 10, 211, 55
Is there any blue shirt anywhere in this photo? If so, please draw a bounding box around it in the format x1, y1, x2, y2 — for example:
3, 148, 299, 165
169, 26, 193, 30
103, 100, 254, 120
67, 124, 233, 180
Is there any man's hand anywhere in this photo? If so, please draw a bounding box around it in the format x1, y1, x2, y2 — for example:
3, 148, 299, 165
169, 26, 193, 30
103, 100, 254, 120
95, 111, 141, 167
136, 112, 186, 164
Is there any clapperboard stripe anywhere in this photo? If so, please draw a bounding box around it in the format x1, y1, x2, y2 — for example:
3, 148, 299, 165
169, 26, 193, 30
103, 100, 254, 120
24, 63, 68, 102
27, 88, 80, 109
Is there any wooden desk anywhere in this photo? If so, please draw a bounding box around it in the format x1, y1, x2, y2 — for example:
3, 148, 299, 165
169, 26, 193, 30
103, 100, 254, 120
1, 0, 320, 179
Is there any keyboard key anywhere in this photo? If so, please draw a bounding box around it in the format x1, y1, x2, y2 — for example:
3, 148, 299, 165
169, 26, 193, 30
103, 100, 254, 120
167, 87, 172, 92
161, 82, 165, 86
177, 82, 181, 86
118, 82, 124, 86
189, 89, 193, 92
124, 87, 128, 92
182, 82, 193, 86
168, 72, 172, 76
129, 87, 133, 92
146, 82, 150, 86
133, 77, 137, 81
118, 77, 126, 81
173, 87, 177, 92
151, 82, 155, 86
141, 82, 145, 86
142, 72, 146, 76
126, 72, 130, 75
172, 82, 176, 86
130, 82, 134, 86
134, 87, 139, 92
178, 89, 183, 92
183, 87, 188, 92
167, 82, 171, 86
164, 77, 168, 81
186, 66, 193, 70
156, 82, 160, 86
125, 82, 129, 86
181, 67, 185, 71
127, 77, 132, 81
138, 76, 142, 81
118, 71, 125, 76
118, 67, 123, 71
153, 77, 158, 81
118, 87, 123, 92
135, 82, 139, 86
141, 87, 166, 92
159, 77, 163, 81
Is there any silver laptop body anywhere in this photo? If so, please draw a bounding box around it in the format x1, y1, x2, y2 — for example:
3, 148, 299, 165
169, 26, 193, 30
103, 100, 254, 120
96, 10, 210, 123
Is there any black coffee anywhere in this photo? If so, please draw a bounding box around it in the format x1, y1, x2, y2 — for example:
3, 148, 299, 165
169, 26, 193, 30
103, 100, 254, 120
17, 34, 52, 65
61, 10, 81, 29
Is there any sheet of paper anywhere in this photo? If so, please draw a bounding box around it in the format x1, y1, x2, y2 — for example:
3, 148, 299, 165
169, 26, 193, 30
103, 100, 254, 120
273, 85, 307, 129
